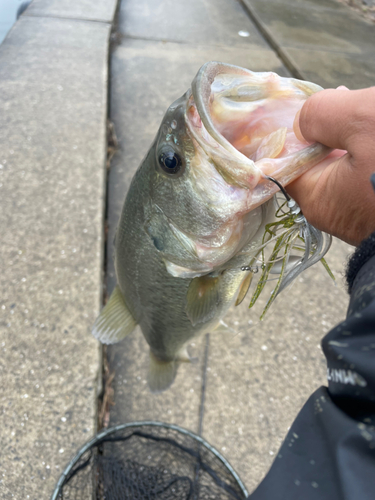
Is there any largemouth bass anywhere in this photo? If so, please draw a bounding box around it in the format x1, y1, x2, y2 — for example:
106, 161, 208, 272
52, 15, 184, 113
93, 62, 331, 392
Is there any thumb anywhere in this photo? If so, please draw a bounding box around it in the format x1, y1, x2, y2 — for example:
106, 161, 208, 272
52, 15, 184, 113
293, 87, 374, 153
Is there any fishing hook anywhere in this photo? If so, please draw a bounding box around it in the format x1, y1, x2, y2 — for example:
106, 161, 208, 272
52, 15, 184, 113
265, 175, 291, 202
266, 175, 302, 216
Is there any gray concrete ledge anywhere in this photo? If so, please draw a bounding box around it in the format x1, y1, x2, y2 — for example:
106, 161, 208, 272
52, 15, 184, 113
25, 0, 118, 23
0, 1, 117, 498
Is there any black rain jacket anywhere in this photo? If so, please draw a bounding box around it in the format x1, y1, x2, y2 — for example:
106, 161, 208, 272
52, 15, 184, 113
248, 234, 375, 500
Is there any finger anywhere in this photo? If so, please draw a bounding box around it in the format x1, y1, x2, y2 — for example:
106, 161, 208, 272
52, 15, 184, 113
287, 151, 375, 246
286, 153, 351, 228
286, 153, 346, 202
294, 87, 375, 152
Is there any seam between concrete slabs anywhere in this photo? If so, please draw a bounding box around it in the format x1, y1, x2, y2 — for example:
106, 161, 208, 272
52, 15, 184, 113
114, 32, 285, 49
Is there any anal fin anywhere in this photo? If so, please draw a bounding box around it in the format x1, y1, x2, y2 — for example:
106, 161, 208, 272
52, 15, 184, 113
235, 272, 253, 306
92, 285, 137, 344
147, 351, 178, 393
176, 345, 191, 362
214, 319, 236, 334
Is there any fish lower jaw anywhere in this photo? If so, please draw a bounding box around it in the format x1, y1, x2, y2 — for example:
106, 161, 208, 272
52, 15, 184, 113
163, 260, 213, 279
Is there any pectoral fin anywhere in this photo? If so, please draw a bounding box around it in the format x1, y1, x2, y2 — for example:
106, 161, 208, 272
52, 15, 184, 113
92, 285, 137, 344
185, 275, 220, 326
235, 272, 253, 306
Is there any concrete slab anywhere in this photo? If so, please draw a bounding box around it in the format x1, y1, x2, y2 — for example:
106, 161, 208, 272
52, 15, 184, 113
25, 0, 118, 23
118, 0, 270, 48
202, 238, 352, 492
0, 15, 109, 500
106, 38, 288, 435
245, 0, 375, 54
286, 47, 375, 88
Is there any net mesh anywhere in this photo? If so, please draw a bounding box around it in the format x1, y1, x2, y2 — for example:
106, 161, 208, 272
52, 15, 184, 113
55, 423, 247, 500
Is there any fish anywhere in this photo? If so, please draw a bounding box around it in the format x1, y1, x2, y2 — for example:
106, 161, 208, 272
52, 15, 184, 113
92, 62, 331, 392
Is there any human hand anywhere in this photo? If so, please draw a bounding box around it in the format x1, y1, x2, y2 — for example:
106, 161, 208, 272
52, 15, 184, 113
286, 86, 375, 246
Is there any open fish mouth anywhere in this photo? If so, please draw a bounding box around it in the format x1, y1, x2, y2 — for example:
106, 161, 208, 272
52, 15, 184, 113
186, 61, 331, 208
146, 62, 334, 281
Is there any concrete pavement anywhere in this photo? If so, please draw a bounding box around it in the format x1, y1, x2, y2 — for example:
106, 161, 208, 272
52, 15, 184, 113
0, 1, 117, 498
0, 0, 373, 498
242, 0, 375, 88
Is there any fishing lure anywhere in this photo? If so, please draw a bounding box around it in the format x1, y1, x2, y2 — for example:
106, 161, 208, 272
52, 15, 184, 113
241, 177, 334, 319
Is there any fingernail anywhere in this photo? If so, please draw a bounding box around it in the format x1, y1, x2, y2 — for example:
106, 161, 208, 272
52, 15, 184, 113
293, 109, 308, 144
336, 85, 350, 91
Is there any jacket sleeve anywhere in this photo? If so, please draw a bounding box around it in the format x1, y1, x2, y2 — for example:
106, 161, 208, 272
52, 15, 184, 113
248, 251, 375, 500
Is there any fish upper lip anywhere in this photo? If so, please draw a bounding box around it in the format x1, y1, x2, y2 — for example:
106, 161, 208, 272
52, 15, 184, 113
190, 62, 245, 157
189, 61, 326, 165
184, 93, 262, 192
186, 88, 249, 164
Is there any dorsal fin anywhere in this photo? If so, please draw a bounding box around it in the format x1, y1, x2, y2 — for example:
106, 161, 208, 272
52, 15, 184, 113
92, 285, 137, 344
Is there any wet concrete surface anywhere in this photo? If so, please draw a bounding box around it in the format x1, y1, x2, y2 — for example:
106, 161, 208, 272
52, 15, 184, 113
118, 0, 270, 48
242, 0, 375, 88
248, 0, 375, 53
286, 46, 375, 88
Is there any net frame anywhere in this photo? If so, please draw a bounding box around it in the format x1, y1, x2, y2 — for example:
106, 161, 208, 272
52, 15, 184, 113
50, 420, 248, 500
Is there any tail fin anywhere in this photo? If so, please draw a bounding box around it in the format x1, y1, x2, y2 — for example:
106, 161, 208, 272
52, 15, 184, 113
147, 351, 178, 393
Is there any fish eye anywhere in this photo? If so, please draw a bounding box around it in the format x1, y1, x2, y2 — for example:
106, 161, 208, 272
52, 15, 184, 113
158, 150, 183, 175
